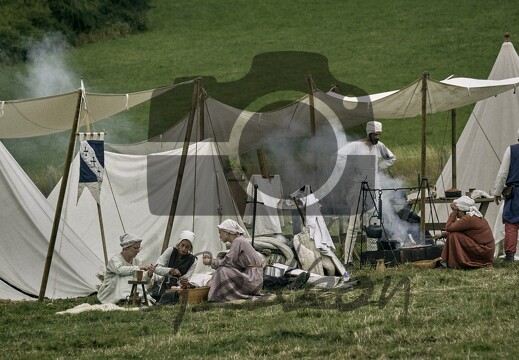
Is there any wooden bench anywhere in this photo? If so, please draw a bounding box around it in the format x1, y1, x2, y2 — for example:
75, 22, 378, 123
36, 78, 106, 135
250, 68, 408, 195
408, 197, 494, 231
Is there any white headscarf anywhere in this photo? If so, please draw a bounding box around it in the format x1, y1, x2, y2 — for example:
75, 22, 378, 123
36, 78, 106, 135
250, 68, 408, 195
217, 219, 246, 235
454, 196, 482, 217
119, 233, 142, 248
366, 121, 382, 135
178, 230, 195, 243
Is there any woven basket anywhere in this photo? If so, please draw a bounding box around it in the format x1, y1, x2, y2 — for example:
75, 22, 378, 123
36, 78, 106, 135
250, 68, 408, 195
177, 286, 210, 304
411, 257, 442, 269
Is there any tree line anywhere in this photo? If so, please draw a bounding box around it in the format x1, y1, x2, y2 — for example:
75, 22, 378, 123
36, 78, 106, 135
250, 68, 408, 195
0, 0, 151, 65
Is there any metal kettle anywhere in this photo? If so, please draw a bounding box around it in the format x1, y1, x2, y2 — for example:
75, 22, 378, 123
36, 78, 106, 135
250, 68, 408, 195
364, 216, 383, 238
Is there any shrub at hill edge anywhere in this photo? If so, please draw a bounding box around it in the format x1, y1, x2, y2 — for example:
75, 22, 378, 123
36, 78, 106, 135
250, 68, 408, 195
0, 0, 151, 65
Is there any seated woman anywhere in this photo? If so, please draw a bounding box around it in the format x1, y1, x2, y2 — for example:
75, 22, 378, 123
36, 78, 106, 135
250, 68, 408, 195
435, 196, 495, 269
97, 233, 155, 304
203, 219, 265, 302
151, 230, 197, 302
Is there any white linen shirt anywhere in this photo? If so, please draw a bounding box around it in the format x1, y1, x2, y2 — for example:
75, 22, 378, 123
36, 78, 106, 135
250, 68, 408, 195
493, 146, 511, 196
97, 253, 147, 304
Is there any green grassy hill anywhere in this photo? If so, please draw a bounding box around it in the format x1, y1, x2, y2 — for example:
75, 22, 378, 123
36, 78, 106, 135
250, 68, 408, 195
2, 3, 519, 359
0, 0, 518, 190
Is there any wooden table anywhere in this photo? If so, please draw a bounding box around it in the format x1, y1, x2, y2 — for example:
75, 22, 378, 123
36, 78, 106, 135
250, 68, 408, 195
408, 197, 494, 231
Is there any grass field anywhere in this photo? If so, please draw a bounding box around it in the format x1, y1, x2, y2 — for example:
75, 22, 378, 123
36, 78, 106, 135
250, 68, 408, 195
2, 262, 519, 359
1, 1, 519, 358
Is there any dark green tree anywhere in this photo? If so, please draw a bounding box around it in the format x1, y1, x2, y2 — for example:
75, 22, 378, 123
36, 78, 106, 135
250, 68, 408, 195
0, 0, 151, 65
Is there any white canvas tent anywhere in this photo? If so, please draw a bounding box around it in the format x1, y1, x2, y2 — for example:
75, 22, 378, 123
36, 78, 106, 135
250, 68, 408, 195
48, 140, 240, 274
111, 77, 519, 156
3, 62, 519, 299
0, 281, 32, 300
108, 76, 519, 213
0, 82, 185, 138
0, 81, 200, 300
326, 75, 519, 119
0, 141, 104, 300
435, 39, 519, 256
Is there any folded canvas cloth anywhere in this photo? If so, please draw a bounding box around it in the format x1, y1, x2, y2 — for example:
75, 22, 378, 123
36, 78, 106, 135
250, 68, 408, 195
470, 189, 492, 199
248, 236, 295, 266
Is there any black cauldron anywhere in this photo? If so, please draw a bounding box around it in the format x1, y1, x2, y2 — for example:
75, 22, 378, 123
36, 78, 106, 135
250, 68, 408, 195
377, 240, 400, 251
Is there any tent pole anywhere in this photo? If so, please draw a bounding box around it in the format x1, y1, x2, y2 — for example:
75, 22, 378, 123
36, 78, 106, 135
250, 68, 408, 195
97, 203, 108, 265
199, 80, 205, 142
251, 184, 258, 248
420, 72, 429, 241
451, 109, 457, 189
161, 78, 200, 253
38, 89, 83, 301
307, 74, 316, 136
257, 148, 271, 180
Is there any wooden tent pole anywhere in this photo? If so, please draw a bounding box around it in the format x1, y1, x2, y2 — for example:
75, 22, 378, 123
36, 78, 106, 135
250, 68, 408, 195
199, 80, 205, 142
451, 109, 457, 189
161, 79, 200, 253
257, 148, 271, 180
38, 89, 83, 301
97, 204, 108, 265
420, 72, 429, 241
251, 184, 259, 248
307, 74, 316, 136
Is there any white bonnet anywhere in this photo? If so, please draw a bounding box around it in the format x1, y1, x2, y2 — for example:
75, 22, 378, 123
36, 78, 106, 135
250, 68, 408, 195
217, 219, 246, 235
454, 196, 482, 217
119, 233, 142, 248
178, 230, 195, 243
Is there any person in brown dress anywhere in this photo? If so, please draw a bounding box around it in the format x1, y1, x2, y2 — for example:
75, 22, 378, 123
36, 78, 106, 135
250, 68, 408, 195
435, 196, 494, 269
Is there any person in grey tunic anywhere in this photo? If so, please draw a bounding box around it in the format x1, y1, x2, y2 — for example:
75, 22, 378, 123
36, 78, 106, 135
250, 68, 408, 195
97, 233, 155, 304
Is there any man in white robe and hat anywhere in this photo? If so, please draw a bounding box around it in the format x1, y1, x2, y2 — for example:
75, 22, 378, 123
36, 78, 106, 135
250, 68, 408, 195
338, 120, 397, 264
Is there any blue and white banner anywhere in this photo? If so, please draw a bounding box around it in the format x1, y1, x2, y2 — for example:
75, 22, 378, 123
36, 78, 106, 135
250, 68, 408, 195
78, 134, 105, 204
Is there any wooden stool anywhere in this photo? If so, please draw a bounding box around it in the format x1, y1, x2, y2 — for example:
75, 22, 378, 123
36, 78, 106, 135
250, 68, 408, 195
128, 280, 149, 306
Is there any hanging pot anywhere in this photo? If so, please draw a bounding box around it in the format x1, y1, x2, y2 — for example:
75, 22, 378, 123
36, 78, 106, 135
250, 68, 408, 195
365, 225, 382, 238
364, 216, 383, 238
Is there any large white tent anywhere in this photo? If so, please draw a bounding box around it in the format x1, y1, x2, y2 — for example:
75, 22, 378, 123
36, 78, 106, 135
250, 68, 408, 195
107, 75, 519, 218
109, 77, 519, 156
3, 60, 519, 299
48, 140, 239, 274
435, 39, 519, 256
0, 82, 198, 300
0, 141, 104, 300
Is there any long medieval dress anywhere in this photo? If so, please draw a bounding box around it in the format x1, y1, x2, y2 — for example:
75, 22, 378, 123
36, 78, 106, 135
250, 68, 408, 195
441, 211, 495, 269
97, 253, 147, 304
151, 247, 197, 300
208, 236, 264, 302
